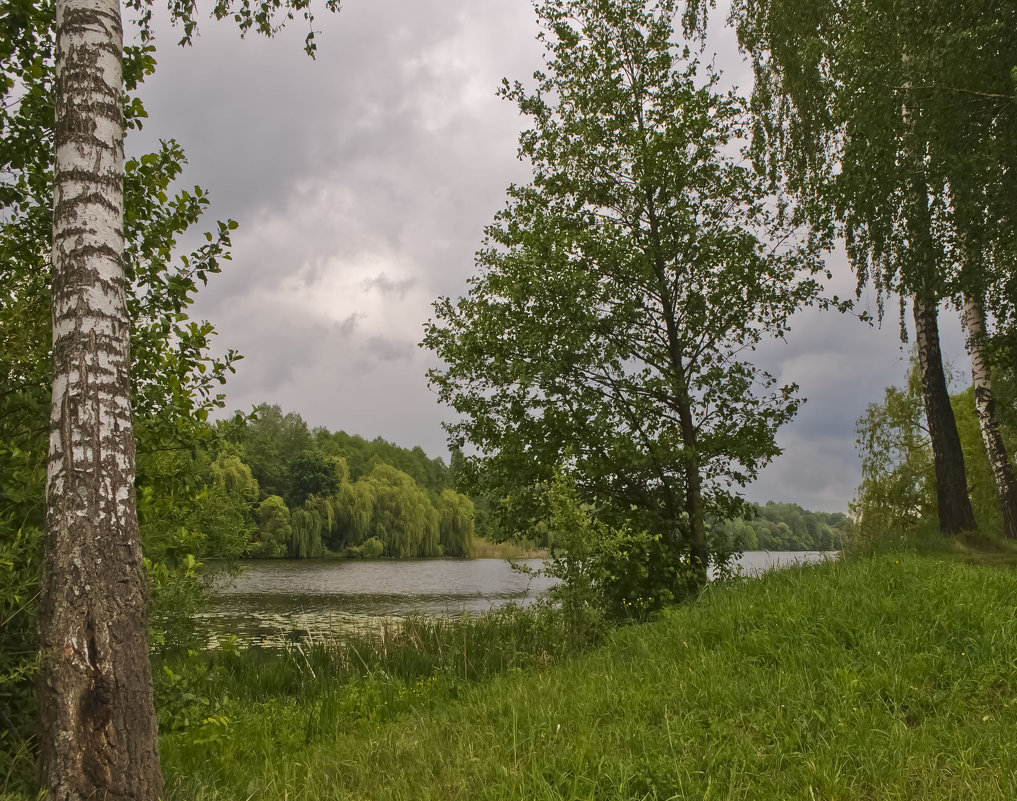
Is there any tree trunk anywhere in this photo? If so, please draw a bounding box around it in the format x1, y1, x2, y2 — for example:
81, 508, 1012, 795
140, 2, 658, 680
677, 398, 709, 591
963, 294, 1017, 539
913, 294, 976, 534
641, 188, 708, 593
38, 2, 163, 799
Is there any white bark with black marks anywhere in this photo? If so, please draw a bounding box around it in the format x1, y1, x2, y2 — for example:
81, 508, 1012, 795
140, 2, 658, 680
39, 1, 162, 798
963, 295, 1017, 540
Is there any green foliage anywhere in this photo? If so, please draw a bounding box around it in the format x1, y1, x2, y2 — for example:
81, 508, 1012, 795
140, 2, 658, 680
155, 647, 235, 746
334, 480, 377, 546
145, 554, 207, 656
347, 536, 384, 559
537, 469, 667, 637
434, 489, 475, 558
0, 524, 42, 790
424, 0, 822, 589
239, 405, 314, 499
286, 451, 345, 508
713, 502, 852, 552
316, 431, 451, 492
220, 404, 473, 560
711, 0, 1017, 319
209, 453, 259, 504
139, 445, 257, 574
851, 361, 935, 542
288, 508, 325, 559
951, 385, 1017, 534
240, 404, 452, 502
252, 496, 291, 558
852, 360, 1017, 544
123, 0, 343, 59
361, 464, 440, 558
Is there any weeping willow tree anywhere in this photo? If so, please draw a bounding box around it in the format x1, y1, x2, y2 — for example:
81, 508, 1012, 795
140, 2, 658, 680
288, 510, 318, 558
361, 464, 440, 557
288, 494, 338, 559
436, 489, 475, 557
335, 480, 378, 545
209, 452, 259, 503
252, 495, 291, 557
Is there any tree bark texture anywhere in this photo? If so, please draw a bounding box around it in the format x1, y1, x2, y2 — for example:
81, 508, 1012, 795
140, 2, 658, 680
913, 295, 977, 534
963, 295, 1017, 539
677, 396, 709, 591
39, 1, 163, 799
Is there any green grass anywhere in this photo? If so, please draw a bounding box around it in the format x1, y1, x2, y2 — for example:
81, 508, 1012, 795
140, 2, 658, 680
469, 537, 550, 559
160, 554, 1017, 800
850, 518, 1017, 567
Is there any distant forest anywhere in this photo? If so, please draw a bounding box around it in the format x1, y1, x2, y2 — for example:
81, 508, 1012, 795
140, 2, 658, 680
197, 404, 847, 559
205, 404, 474, 559
713, 502, 852, 552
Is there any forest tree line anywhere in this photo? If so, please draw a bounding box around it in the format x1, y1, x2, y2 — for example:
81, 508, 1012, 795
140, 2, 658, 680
713, 503, 851, 553
158, 404, 475, 561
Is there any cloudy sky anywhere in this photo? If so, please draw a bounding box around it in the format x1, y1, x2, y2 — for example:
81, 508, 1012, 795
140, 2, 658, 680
129, 0, 968, 514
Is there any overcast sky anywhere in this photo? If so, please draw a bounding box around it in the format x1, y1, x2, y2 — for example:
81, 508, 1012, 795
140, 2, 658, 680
130, 0, 968, 514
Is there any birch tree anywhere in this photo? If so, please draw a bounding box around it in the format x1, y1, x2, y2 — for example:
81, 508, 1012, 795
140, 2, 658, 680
697, 0, 1017, 535
40, 1, 339, 797
39, 4, 161, 798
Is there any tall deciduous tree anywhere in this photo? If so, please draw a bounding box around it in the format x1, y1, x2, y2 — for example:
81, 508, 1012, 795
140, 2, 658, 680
39, 1, 339, 797
424, 0, 823, 593
41, 3, 162, 798
922, 14, 1017, 528
704, 0, 1017, 535
1, 2, 245, 784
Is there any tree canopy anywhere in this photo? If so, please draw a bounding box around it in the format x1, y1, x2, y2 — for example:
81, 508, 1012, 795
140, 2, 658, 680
697, 0, 1017, 536
425, 0, 824, 595
230, 406, 473, 560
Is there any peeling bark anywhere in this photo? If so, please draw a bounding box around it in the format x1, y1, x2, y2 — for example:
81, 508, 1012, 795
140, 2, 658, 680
913, 294, 976, 534
39, 1, 162, 799
963, 295, 1017, 539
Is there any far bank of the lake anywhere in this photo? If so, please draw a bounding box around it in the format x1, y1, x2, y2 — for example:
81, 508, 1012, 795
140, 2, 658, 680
164, 554, 1017, 800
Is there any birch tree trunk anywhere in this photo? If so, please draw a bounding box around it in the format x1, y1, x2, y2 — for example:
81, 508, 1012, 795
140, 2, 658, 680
38, 1, 163, 798
913, 294, 977, 534
963, 294, 1017, 539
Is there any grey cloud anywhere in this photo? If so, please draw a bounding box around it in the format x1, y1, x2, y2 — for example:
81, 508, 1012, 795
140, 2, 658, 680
363, 336, 416, 364
362, 274, 416, 298
336, 313, 360, 337
128, 2, 976, 512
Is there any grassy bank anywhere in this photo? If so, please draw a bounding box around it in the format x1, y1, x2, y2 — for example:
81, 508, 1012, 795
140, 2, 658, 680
469, 537, 550, 559
159, 554, 1017, 800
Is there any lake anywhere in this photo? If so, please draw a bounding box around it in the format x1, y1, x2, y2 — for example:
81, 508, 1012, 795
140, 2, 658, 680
203, 551, 835, 647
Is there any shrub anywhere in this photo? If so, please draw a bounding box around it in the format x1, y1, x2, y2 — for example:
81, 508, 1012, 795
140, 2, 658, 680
350, 537, 385, 559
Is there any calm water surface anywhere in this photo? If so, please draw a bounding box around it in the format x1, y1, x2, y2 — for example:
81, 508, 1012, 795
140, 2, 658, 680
204, 551, 834, 647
